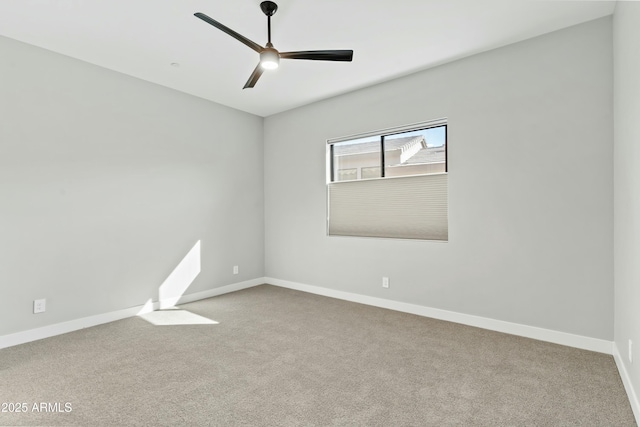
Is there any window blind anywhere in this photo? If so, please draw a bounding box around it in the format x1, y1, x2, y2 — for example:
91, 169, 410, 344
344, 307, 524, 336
328, 173, 448, 241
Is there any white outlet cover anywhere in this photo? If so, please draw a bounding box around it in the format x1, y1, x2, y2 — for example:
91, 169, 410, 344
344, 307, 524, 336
34, 299, 46, 314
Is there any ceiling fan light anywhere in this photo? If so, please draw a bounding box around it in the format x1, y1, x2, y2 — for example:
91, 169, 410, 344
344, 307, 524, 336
260, 48, 280, 70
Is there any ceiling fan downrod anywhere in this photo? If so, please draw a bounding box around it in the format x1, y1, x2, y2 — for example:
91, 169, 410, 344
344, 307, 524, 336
260, 1, 278, 45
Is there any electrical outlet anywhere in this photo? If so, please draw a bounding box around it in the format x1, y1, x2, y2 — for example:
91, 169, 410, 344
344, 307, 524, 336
34, 299, 46, 314
233, 265, 239, 275
382, 277, 389, 288
630, 339, 633, 363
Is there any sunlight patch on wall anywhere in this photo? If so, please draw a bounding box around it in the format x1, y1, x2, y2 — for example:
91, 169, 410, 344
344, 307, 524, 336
137, 298, 155, 315
159, 240, 201, 309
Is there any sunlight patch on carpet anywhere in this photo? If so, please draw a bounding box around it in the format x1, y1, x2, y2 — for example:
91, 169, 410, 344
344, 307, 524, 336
138, 308, 218, 326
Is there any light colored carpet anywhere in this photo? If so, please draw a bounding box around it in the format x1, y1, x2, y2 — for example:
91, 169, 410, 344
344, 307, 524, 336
0, 284, 636, 426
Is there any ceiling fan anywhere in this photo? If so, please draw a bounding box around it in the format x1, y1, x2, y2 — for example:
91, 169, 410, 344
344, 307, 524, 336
194, 1, 354, 89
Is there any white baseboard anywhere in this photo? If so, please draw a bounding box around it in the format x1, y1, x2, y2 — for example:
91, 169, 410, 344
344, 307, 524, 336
613, 342, 640, 423
0, 278, 265, 350
265, 277, 613, 355
158, 277, 264, 308
0, 276, 614, 357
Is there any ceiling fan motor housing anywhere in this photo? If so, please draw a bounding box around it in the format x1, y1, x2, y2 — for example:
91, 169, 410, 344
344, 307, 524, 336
260, 47, 280, 69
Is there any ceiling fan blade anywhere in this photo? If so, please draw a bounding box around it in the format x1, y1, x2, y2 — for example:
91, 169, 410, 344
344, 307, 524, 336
194, 12, 264, 53
243, 63, 265, 89
279, 50, 353, 62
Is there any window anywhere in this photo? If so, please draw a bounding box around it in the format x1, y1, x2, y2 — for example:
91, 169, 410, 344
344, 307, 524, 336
327, 119, 448, 241
330, 125, 446, 182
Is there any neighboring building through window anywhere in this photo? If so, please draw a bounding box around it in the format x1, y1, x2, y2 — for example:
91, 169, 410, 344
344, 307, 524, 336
327, 119, 448, 241
331, 125, 446, 182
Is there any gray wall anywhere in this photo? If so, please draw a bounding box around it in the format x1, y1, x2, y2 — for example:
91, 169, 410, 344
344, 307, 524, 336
613, 1, 640, 410
0, 36, 264, 336
0, 16, 618, 346
264, 18, 613, 340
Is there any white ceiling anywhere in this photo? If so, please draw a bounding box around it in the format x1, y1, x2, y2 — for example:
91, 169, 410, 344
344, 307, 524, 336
0, 1, 615, 117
